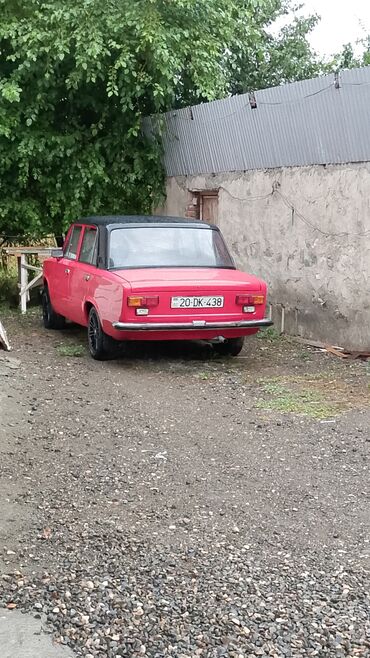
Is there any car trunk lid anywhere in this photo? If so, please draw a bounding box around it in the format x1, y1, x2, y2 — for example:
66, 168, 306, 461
113, 268, 266, 322
112, 267, 263, 292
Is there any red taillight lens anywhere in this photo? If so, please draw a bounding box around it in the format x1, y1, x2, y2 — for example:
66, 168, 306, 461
127, 296, 159, 308
236, 294, 265, 305
236, 295, 251, 306
145, 296, 159, 308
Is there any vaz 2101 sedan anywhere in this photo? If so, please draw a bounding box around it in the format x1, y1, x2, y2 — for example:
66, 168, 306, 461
42, 216, 272, 359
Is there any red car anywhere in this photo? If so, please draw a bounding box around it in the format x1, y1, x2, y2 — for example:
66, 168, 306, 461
42, 216, 272, 359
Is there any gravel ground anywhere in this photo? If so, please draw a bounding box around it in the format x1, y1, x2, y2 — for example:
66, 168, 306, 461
0, 310, 369, 657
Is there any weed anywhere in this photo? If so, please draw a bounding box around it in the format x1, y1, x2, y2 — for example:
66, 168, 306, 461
257, 379, 340, 419
257, 327, 282, 342
56, 344, 85, 357
198, 371, 210, 380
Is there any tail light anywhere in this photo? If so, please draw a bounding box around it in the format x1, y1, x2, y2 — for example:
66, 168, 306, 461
128, 295, 159, 308
236, 294, 265, 305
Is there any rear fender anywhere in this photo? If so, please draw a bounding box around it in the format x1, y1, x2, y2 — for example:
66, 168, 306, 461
83, 298, 122, 337
83, 299, 97, 327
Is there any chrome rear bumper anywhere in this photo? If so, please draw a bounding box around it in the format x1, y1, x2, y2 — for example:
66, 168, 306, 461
112, 319, 273, 331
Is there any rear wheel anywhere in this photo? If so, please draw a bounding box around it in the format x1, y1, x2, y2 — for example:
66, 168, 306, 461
42, 287, 65, 330
87, 307, 117, 360
213, 337, 244, 357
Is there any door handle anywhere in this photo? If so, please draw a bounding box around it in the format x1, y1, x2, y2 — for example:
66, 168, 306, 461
84, 274, 91, 281
65, 268, 70, 274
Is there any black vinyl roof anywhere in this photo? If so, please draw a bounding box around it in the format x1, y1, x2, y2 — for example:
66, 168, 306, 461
80, 215, 209, 228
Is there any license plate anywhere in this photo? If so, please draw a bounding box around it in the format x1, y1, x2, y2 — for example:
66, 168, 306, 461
171, 296, 224, 309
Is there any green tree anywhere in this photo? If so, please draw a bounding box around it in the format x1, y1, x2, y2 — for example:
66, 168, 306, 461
363, 37, 370, 66
0, 0, 325, 239
327, 37, 370, 71
0, 0, 254, 238
227, 2, 322, 95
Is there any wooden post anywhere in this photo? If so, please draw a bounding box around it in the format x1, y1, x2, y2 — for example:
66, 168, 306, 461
6, 247, 55, 314
17, 255, 21, 296
20, 253, 28, 314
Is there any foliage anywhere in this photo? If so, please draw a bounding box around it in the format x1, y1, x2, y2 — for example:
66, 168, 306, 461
228, 2, 323, 95
256, 378, 339, 419
326, 36, 370, 71
0, 0, 343, 239
0, 268, 18, 306
257, 326, 282, 341
1, 0, 259, 238
56, 343, 85, 357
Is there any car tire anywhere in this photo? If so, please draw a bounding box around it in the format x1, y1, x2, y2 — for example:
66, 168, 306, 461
42, 287, 66, 330
87, 307, 117, 360
213, 337, 244, 357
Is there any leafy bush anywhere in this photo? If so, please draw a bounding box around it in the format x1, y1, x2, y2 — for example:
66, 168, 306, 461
0, 268, 18, 307
0, 0, 322, 239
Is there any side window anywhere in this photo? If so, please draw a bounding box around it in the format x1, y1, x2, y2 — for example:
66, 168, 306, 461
65, 226, 82, 260
79, 227, 97, 265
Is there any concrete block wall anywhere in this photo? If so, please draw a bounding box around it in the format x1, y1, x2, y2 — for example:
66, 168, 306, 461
157, 163, 370, 350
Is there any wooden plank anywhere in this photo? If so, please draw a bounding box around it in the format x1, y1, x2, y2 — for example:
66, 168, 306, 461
324, 344, 349, 359
348, 352, 361, 360
9, 249, 48, 313
0, 321, 11, 351
21, 263, 42, 273
5, 247, 55, 256
16, 255, 22, 297
293, 337, 333, 350
345, 351, 370, 360
294, 336, 370, 359
20, 254, 28, 313
21, 271, 43, 295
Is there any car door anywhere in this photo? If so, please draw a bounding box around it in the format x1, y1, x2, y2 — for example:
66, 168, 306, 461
68, 225, 98, 325
48, 224, 83, 317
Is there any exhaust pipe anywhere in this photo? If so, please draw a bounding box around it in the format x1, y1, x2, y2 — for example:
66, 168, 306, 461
209, 336, 226, 344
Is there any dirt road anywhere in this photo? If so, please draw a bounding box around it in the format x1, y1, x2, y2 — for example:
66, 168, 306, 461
0, 310, 369, 657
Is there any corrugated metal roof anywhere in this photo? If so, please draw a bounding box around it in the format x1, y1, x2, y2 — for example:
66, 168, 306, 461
144, 67, 370, 176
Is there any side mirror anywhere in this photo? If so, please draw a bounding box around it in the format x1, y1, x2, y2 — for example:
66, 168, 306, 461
51, 248, 63, 258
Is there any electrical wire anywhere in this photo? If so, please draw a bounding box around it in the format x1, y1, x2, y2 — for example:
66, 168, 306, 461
275, 189, 370, 237
220, 187, 273, 202
220, 185, 370, 238
162, 79, 368, 123
165, 102, 250, 123
257, 84, 333, 106
342, 81, 370, 87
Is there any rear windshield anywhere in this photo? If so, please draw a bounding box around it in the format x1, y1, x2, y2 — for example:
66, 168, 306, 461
108, 226, 235, 269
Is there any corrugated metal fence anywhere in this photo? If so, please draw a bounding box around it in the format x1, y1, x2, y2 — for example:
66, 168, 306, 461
145, 66, 370, 176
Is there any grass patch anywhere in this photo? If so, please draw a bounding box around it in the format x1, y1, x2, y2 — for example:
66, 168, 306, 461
0, 301, 18, 316
257, 326, 282, 342
254, 369, 370, 419
257, 380, 338, 419
0, 302, 41, 327
256, 372, 370, 419
56, 344, 85, 357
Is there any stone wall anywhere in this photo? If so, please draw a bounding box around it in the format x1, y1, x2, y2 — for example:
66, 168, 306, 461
157, 163, 370, 350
